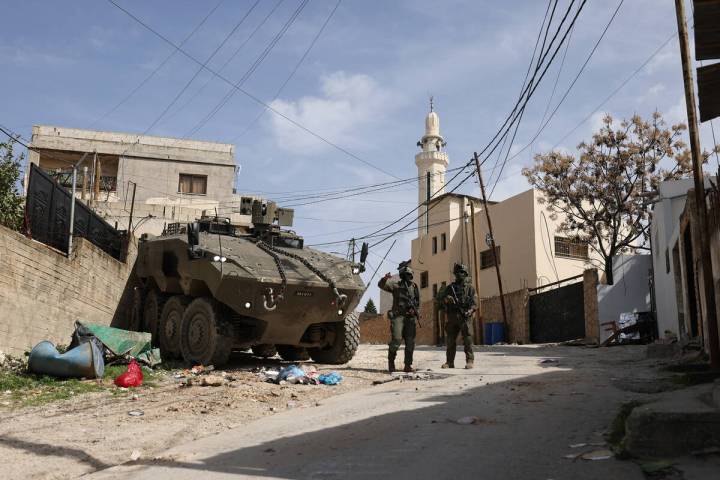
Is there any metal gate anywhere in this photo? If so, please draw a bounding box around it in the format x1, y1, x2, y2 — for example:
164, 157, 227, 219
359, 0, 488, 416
529, 281, 585, 343
26, 163, 124, 260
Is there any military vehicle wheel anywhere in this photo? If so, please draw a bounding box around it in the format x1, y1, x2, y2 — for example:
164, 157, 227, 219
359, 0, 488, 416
251, 344, 277, 358
159, 295, 190, 358
128, 287, 143, 331
277, 345, 310, 362
180, 297, 232, 366
143, 289, 167, 344
308, 311, 360, 364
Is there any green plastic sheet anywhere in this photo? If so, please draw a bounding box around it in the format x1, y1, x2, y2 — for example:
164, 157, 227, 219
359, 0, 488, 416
79, 323, 162, 366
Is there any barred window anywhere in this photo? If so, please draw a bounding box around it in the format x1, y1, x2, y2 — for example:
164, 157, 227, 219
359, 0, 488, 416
420, 271, 429, 289
554, 236, 589, 260
432, 236, 438, 254
480, 246, 501, 269
441, 233, 447, 251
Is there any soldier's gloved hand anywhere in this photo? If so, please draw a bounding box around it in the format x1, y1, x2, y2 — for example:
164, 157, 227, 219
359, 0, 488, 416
383, 272, 392, 279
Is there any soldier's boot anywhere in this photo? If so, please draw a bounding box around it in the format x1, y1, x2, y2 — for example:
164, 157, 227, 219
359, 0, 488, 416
388, 354, 396, 373
441, 362, 454, 369
403, 364, 414, 373
464, 360, 474, 369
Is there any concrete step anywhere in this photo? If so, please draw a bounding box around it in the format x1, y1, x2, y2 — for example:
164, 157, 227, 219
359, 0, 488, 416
624, 383, 720, 458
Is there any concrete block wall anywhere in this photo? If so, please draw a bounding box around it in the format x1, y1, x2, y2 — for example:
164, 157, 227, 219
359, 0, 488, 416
360, 300, 437, 345
480, 288, 530, 344
0, 225, 136, 356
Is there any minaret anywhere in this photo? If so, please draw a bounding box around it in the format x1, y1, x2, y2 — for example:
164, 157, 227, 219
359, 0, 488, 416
415, 98, 448, 235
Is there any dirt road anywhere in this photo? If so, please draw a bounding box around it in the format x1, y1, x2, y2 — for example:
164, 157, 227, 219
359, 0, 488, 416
77, 344, 669, 480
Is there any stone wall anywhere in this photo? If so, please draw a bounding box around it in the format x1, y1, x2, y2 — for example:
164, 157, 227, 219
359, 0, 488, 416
480, 288, 530, 344
0, 225, 136, 356
583, 269, 600, 343
360, 300, 438, 345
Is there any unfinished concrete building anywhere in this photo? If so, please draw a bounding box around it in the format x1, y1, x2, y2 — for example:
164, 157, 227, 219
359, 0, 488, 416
25, 125, 252, 234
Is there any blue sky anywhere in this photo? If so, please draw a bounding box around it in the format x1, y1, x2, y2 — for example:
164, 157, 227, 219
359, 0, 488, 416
2, 0, 718, 304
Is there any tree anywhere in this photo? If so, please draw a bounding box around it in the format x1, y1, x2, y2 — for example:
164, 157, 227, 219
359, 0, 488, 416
523, 112, 718, 284
363, 298, 378, 315
0, 139, 24, 231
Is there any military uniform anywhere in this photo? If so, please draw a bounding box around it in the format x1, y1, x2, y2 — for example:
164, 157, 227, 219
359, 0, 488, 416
437, 265, 476, 368
378, 270, 420, 372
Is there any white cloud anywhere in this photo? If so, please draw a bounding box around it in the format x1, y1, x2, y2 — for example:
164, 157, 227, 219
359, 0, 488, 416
0, 45, 74, 66
637, 82, 666, 104
267, 71, 396, 154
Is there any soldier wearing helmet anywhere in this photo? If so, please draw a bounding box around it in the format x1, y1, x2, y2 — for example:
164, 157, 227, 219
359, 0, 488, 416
437, 263, 477, 369
378, 261, 420, 373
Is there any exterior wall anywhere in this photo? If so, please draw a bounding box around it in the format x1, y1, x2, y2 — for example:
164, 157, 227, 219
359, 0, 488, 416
597, 255, 652, 343
480, 288, 530, 344
412, 195, 479, 303
531, 189, 597, 288
117, 155, 235, 205
650, 179, 696, 338
0, 225, 136, 356
474, 189, 537, 297
583, 269, 600, 343
359, 300, 437, 345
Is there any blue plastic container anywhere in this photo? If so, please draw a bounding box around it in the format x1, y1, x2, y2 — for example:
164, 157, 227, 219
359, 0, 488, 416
484, 322, 506, 345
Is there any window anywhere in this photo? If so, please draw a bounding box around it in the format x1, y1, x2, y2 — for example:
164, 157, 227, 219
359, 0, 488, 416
554, 236, 589, 260
665, 249, 670, 274
432, 283, 438, 298
432, 236, 438, 254
441, 233, 447, 251
178, 174, 207, 195
420, 271, 429, 289
480, 246, 501, 269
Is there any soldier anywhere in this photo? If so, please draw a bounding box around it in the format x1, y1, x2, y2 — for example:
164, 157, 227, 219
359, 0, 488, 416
437, 263, 476, 369
378, 263, 420, 373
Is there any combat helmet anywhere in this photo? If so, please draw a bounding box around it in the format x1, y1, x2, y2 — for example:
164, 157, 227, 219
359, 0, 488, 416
453, 263, 469, 278
398, 261, 414, 280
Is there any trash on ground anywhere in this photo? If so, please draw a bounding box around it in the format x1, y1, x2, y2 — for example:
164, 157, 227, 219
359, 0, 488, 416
454, 416, 492, 425
538, 358, 559, 365
200, 375, 224, 387
129, 450, 142, 461
255, 365, 333, 385
580, 449, 613, 461
27, 340, 104, 379
114, 360, 144, 388
127, 410, 144, 416
71, 322, 161, 367
569, 443, 587, 448
318, 372, 343, 385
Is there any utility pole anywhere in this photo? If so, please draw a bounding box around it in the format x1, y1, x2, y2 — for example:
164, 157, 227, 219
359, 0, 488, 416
128, 181, 137, 238
468, 199, 483, 343
675, 0, 720, 369
474, 152, 507, 326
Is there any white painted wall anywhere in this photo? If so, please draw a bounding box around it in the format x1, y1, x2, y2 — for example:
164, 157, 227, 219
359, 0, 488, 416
597, 255, 653, 343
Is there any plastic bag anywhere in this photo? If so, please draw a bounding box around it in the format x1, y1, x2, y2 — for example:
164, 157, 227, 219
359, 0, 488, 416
277, 365, 305, 383
318, 371, 343, 385
114, 360, 144, 388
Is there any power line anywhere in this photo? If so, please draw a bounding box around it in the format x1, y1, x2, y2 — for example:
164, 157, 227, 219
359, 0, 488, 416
89, 0, 225, 129
163, 0, 285, 125
232, 0, 342, 142
105, 0, 402, 180
141, 0, 261, 135
183, 0, 309, 138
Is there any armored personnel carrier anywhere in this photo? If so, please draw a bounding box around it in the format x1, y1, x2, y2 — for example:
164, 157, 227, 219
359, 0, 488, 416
130, 200, 368, 367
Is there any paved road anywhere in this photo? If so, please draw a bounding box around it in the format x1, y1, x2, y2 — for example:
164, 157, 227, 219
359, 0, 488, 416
91, 345, 650, 480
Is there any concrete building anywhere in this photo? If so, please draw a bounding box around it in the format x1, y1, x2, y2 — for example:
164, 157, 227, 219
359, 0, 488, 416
381, 108, 601, 312
26, 125, 243, 235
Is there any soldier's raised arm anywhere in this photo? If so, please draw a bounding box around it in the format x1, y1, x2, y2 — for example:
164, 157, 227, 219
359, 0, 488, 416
378, 272, 395, 293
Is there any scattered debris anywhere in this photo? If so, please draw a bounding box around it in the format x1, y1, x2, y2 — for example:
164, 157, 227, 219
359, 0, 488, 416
129, 450, 142, 461
580, 449, 613, 461
27, 341, 104, 379
114, 361, 143, 388
569, 443, 587, 448
200, 375, 224, 387
127, 410, 144, 417
456, 416, 479, 425
538, 358, 559, 365
318, 372, 343, 385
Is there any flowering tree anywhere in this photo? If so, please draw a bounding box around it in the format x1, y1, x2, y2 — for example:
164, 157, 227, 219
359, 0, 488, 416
523, 113, 717, 284
0, 139, 24, 231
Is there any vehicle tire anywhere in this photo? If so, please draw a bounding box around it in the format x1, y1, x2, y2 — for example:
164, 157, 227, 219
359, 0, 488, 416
143, 289, 167, 344
159, 295, 190, 359
128, 287, 144, 331
276, 345, 310, 362
180, 297, 232, 367
308, 311, 360, 365
251, 344, 277, 358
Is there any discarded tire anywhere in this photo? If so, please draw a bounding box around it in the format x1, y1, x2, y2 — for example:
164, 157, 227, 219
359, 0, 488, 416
277, 345, 310, 362
308, 311, 360, 364
180, 297, 232, 367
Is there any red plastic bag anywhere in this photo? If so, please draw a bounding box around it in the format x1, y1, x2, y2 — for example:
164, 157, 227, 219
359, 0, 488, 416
114, 360, 144, 388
